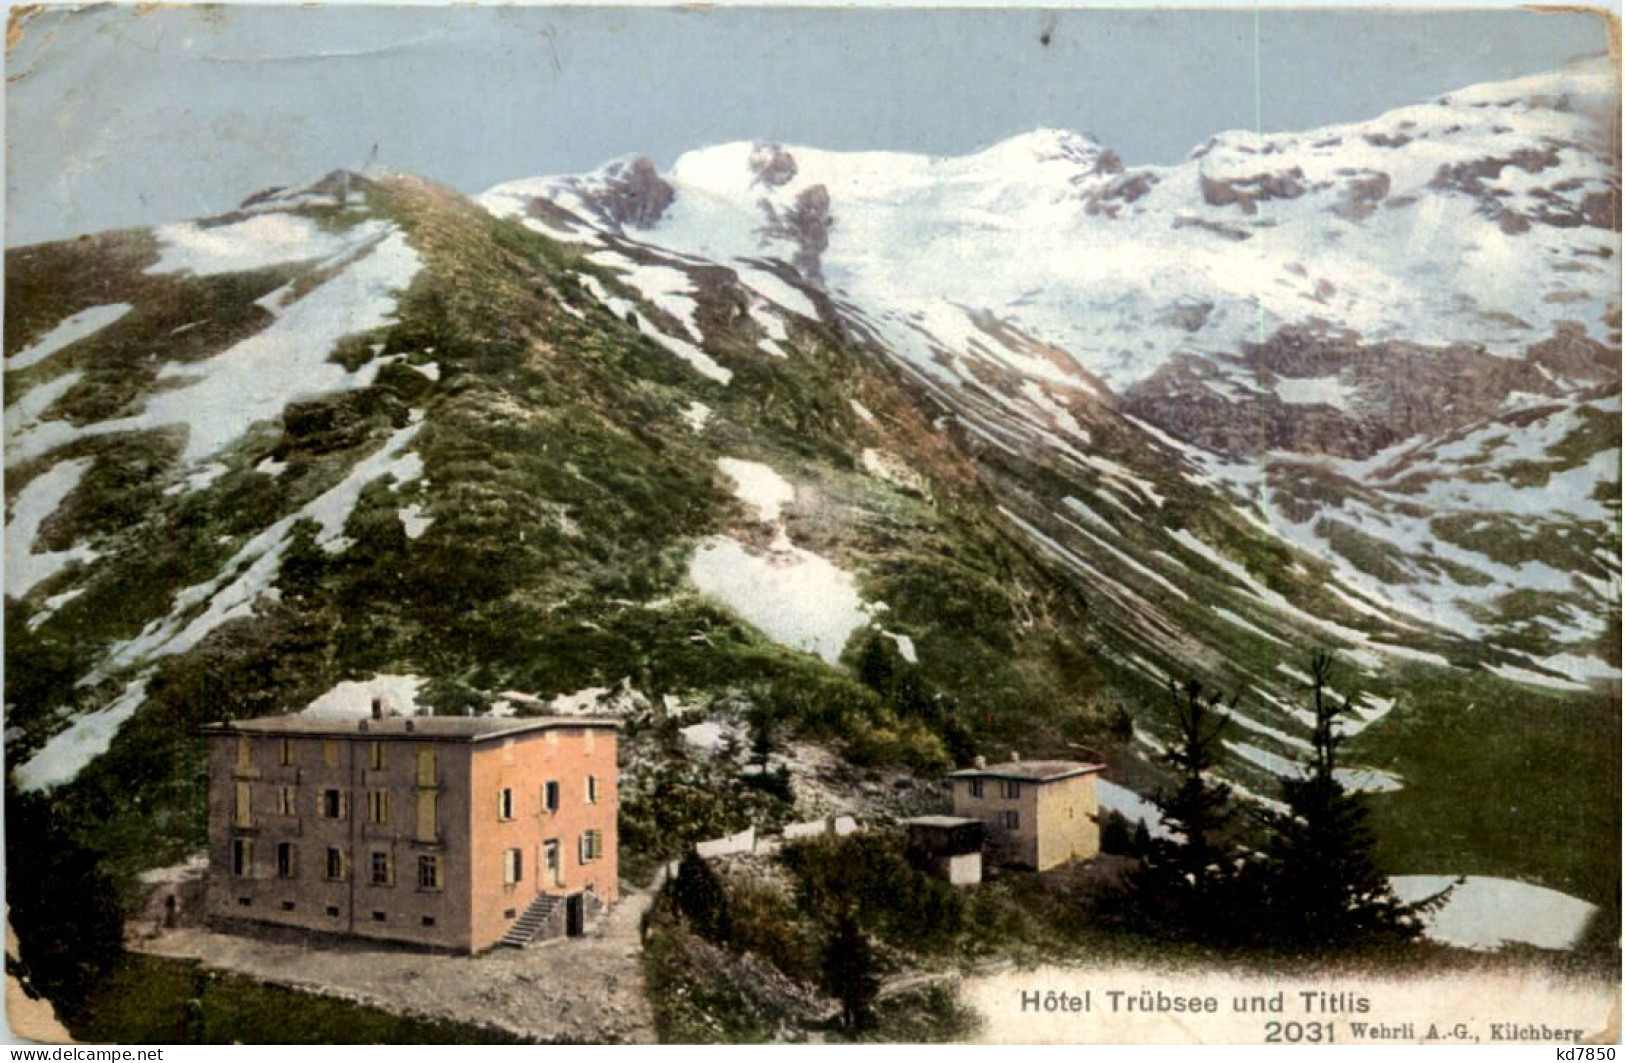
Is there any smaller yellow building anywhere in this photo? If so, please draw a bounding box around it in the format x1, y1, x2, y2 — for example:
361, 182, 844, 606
947, 757, 1103, 871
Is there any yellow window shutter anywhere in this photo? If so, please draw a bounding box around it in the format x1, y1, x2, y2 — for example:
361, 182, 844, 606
417, 789, 438, 843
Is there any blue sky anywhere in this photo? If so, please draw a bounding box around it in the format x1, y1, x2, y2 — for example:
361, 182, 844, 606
4, 4, 1611, 245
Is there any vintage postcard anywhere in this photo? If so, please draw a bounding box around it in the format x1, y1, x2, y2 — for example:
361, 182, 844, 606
3, 2, 1620, 1047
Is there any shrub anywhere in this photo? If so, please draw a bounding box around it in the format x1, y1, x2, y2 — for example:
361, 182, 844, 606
669, 851, 734, 945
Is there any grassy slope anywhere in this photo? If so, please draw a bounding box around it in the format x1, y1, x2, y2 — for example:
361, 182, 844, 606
69, 955, 523, 1045
4, 174, 1129, 893
3, 171, 1617, 1030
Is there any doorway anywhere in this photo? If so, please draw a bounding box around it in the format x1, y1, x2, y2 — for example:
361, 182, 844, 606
565, 892, 585, 937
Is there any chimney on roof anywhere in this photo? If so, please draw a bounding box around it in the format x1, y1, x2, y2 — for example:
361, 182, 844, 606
1010, 750, 1021, 763
973, 755, 986, 770
371, 696, 384, 720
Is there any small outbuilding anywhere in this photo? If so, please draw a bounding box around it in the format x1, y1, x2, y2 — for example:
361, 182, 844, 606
903, 815, 984, 886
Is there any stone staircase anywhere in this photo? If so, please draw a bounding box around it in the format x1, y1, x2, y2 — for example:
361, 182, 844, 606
500, 892, 564, 948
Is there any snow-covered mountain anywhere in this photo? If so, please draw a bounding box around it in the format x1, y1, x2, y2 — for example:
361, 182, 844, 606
485, 58, 1618, 391
480, 57, 1619, 692
4, 60, 1618, 933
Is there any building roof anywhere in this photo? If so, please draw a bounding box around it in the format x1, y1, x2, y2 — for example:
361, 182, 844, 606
202, 714, 620, 743
904, 815, 984, 829
947, 760, 1104, 783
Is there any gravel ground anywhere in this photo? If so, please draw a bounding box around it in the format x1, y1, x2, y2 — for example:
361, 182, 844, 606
131, 885, 658, 1044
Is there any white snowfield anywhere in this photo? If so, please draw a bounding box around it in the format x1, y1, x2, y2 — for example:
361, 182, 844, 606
692, 456, 874, 665
7, 224, 422, 465
5, 458, 98, 598
486, 60, 1617, 395
7, 303, 132, 370
14, 678, 150, 792
1391, 875, 1598, 951
716, 458, 796, 523
301, 674, 427, 719
145, 213, 375, 277
1094, 778, 1172, 840
690, 536, 871, 667
576, 272, 732, 385
681, 401, 713, 433
1226, 739, 1403, 794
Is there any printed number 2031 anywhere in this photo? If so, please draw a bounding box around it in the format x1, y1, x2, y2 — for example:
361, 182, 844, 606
1266, 1021, 1335, 1043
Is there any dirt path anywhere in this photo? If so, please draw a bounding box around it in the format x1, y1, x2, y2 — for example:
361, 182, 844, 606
133, 885, 658, 1044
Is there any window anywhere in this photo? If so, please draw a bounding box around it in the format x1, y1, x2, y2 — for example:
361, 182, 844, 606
323, 741, 340, 769
1002, 810, 1020, 831
236, 737, 252, 772
498, 788, 514, 821
276, 785, 298, 817
368, 790, 390, 825
232, 838, 253, 877
326, 905, 341, 917
586, 775, 599, 804
421, 916, 436, 927
369, 742, 386, 771
579, 830, 603, 864
278, 738, 294, 766
542, 780, 559, 813
416, 789, 439, 844
234, 781, 253, 828
1002, 781, 1022, 800
968, 779, 984, 799
281, 901, 296, 912
503, 848, 522, 886
372, 911, 387, 922
416, 748, 437, 787
543, 840, 562, 886
326, 847, 346, 882
418, 855, 443, 891
277, 842, 298, 880
371, 851, 394, 887
322, 789, 347, 819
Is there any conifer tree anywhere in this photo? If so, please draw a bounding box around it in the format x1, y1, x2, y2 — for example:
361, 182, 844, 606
821, 909, 880, 1033
1134, 678, 1242, 940
669, 849, 733, 945
1260, 653, 1434, 951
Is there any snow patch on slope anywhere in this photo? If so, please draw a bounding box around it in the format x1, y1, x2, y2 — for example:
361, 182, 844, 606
9, 229, 421, 465
1391, 875, 1597, 951
99, 420, 424, 676
6, 459, 98, 598
689, 537, 871, 665
146, 214, 378, 277
7, 304, 132, 370
302, 674, 426, 719
717, 458, 795, 522
694, 455, 873, 665
14, 678, 150, 792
